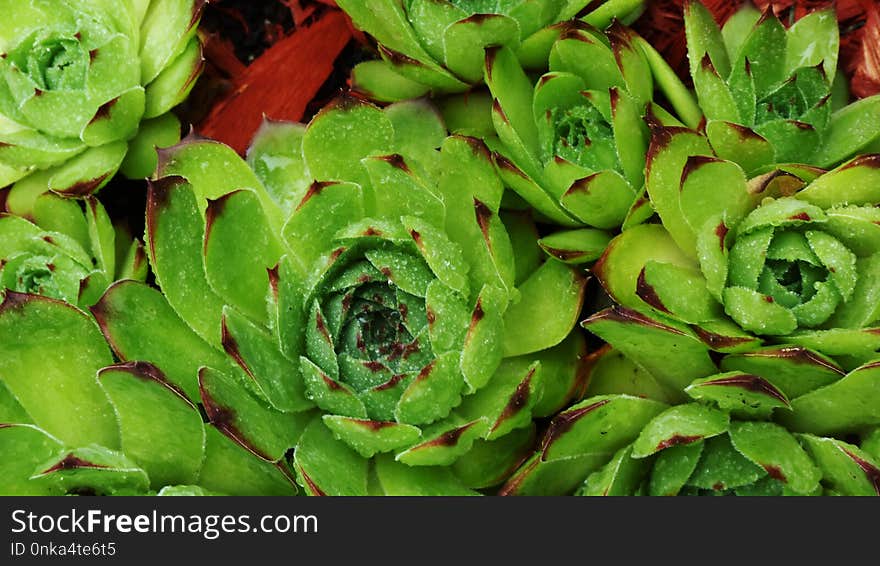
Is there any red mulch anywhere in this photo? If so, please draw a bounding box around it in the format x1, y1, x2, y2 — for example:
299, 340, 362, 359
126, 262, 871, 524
848, 0, 880, 99
194, 1, 353, 153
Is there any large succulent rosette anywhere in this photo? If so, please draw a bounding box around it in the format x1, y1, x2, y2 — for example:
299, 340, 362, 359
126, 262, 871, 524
658, 1, 880, 174
0, 97, 589, 496
0, 192, 147, 308
586, 121, 880, 376
501, 345, 880, 496
337, 0, 648, 102
0, 0, 205, 215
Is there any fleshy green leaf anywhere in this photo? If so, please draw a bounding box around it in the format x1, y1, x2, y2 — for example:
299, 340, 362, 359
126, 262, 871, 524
685, 371, 789, 419
0, 293, 117, 448
199, 367, 310, 462
782, 361, 880, 435
204, 190, 281, 324
322, 415, 420, 458
720, 346, 844, 400
501, 259, 585, 356
0, 425, 64, 495
798, 435, 880, 496
99, 362, 205, 488
146, 175, 226, 345
631, 403, 729, 458
198, 426, 297, 496
92, 280, 232, 402
583, 307, 717, 395
729, 421, 821, 494
33, 446, 150, 496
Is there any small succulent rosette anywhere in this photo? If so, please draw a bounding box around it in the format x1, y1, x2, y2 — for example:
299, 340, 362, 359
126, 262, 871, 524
501, 346, 880, 496
658, 1, 880, 174
0, 0, 205, 216
0, 193, 147, 308
0, 97, 591, 496
586, 119, 880, 377
474, 21, 702, 266
338, 0, 648, 102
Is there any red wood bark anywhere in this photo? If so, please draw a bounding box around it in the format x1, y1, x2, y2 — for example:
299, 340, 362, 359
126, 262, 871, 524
197, 9, 352, 154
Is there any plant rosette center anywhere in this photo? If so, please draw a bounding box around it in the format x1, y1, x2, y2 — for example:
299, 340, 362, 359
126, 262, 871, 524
303, 236, 453, 426
755, 78, 810, 124
549, 101, 621, 173
722, 197, 856, 335
2, 254, 68, 299
656, 1, 880, 172
12, 32, 89, 91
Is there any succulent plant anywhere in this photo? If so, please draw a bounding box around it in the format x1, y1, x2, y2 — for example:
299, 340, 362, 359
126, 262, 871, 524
584, 119, 880, 379
0, 0, 205, 216
0, 96, 589, 496
656, 1, 880, 174
0, 193, 147, 308
502, 345, 880, 496
8, 0, 876, 500
0, 293, 300, 495
477, 21, 703, 266
338, 0, 649, 102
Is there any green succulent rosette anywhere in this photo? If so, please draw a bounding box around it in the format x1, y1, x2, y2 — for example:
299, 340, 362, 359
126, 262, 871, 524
50, 96, 589, 496
585, 118, 880, 376
0, 193, 147, 308
475, 21, 702, 265
337, 0, 648, 102
0, 0, 205, 216
657, 1, 880, 174
502, 345, 880, 496
0, 293, 298, 495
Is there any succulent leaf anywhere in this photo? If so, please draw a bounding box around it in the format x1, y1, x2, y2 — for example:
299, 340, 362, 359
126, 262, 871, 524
99, 362, 205, 489
0, 287, 303, 496
0, 293, 117, 448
